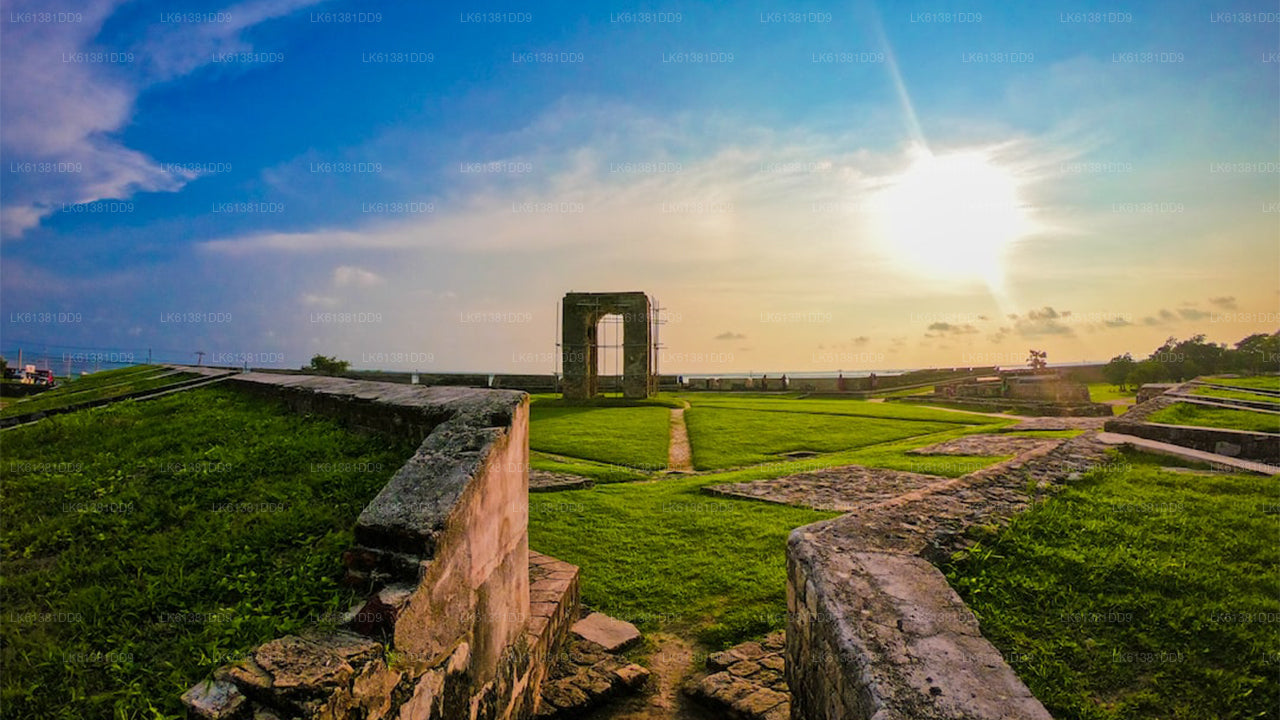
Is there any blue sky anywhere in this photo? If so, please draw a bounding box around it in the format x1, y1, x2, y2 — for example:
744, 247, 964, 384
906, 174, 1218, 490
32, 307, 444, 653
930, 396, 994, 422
2, 0, 1277, 373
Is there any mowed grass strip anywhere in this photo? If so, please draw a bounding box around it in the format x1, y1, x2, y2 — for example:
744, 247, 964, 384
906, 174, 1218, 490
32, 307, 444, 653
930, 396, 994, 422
944, 450, 1279, 720
530, 404, 670, 471
675, 393, 1008, 424
684, 406, 958, 470
529, 451, 649, 484
1206, 376, 1280, 392
1146, 402, 1280, 433
0, 365, 195, 419
1190, 385, 1280, 404
528, 476, 835, 649
1087, 383, 1136, 404
0, 387, 417, 720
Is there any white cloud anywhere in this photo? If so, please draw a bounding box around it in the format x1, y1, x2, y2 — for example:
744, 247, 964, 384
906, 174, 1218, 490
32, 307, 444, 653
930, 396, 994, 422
332, 266, 384, 288
0, 0, 319, 238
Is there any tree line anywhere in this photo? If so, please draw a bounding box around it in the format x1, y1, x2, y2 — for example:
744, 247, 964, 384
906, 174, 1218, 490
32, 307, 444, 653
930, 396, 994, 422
1103, 332, 1278, 389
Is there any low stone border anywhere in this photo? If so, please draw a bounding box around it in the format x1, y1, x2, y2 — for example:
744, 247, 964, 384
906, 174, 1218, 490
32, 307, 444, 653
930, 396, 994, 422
530, 470, 594, 492
171, 369, 586, 720
785, 434, 1114, 719
906, 435, 1057, 457
889, 395, 1112, 417
1105, 383, 1280, 464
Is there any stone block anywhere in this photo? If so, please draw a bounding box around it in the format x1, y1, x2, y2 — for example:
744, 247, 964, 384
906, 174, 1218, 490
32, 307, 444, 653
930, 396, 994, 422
181, 679, 245, 719
571, 613, 641, 652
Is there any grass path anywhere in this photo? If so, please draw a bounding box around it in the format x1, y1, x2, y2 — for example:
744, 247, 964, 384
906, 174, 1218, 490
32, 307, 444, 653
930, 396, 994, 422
667, 408, 693, 472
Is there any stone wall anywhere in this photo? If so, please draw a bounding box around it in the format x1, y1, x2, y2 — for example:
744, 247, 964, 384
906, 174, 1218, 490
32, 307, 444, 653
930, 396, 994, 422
783, 435, 1116, 719
1106, 386, 1280, 464
181, 371, 575, 720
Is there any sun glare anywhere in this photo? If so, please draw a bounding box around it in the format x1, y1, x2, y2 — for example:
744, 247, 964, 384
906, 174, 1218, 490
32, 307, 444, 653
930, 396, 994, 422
870, 147, 1032, 287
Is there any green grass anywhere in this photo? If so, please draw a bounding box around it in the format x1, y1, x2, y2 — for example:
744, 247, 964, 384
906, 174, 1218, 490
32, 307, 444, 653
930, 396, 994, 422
871, 384, 935, 398
1206, 376, 1280, 392
1190, 385, 1280, 404
674, 392, 1008, 424
943, 449, 1280, 720
529, 451, 649, 484
684, 406, 961, 470
529, 403, 671, 471
1087, 383, 1137, 404
0, 387, 417, 720
1147, 402, 1280, 433
528, 476, 835, 649
0, 365, 196, 419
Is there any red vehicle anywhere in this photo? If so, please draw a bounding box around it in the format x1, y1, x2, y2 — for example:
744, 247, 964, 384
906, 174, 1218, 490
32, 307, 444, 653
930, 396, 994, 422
30, 369, 55, 387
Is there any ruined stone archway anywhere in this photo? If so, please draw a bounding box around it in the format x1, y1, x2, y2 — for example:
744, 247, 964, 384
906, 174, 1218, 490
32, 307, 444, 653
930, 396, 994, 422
561, 292, 655, 399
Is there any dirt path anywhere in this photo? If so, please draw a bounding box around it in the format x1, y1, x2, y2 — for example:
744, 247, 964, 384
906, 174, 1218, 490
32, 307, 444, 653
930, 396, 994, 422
667, 408, 694, 472
589, 633, 716, 720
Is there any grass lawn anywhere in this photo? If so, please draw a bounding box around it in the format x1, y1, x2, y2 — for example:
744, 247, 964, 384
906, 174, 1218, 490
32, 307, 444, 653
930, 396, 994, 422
1146, 402, 1280, 434
675, 393, 1009, 424
529, 402, 671, 471
528, 476, 835, 649
0, 387, 417, 720
529, 451, 649, 484
683, 406, 960, 470
871, 384, 934, 398
1190, 385, 1280, 404
527, 401, 1024, 651
1087, 383, 1136, 404
1206, 376, 1280, 392
943, 449, 1279, 720
0, 365, 196, 419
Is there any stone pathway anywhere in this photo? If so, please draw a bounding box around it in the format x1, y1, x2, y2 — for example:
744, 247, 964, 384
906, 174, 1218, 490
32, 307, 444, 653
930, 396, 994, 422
705, 434, 1113, 557
590, 634, 720, 720
686, 632, 789, 720
667, 408, 694, 473
999, 416, 1110, 431
531, 470, 595, 492
705, 465, 949, 512
907, 434, 1057, 456
1096, 431, 1280, 475
536, 636, 650, 719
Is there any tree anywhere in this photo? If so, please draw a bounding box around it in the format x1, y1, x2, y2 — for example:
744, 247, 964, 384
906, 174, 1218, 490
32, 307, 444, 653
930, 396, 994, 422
1126, 359, 1166, 388
306, 354, 350, 375
1233, 333, 1280, 375
1026, 349, 1048, 371
1103, 353, 1135, 389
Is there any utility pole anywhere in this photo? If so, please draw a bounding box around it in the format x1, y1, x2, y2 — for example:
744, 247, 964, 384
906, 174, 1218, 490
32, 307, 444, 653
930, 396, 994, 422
195, 351, 205, 366
147, 347, 152, 364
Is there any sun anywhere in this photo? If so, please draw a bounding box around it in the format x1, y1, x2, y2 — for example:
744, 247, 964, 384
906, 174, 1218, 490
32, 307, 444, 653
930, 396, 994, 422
869, 146, 1032, 287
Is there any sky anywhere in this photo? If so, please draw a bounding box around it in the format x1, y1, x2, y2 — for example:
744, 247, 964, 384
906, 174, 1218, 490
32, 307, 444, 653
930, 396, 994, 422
2, 0, 1277, 375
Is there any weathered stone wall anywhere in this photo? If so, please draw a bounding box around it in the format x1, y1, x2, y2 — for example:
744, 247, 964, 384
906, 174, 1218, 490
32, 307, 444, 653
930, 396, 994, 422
783, 435, 1115, 719
1006, 378, 1091, 403
180, 372, 574, 720
1106, 386, 1280, 464
1105, 416, 1280, 464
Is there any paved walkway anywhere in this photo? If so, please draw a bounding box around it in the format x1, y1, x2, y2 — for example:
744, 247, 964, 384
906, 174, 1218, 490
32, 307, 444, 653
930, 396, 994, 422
1096, 431, 1280, 475
667, 408, 694, 472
